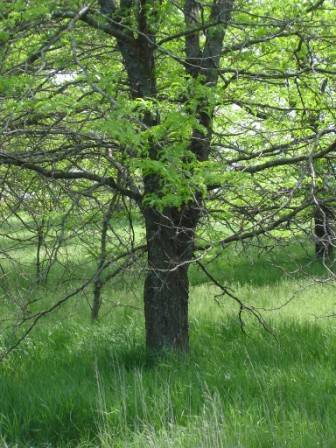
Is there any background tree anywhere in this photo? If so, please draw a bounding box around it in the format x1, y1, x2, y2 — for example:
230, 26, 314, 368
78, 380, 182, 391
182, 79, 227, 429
0, 0, 336, 353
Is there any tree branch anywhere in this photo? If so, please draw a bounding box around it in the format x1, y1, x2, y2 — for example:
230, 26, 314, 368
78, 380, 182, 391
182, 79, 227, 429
0, 152, 142, 202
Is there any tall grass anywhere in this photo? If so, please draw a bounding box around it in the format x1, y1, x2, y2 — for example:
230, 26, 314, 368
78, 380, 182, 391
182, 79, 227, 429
0, 240, 335, 447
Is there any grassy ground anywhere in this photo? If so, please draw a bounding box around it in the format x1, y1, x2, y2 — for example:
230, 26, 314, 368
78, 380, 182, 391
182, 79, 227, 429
0, 241, 336, 447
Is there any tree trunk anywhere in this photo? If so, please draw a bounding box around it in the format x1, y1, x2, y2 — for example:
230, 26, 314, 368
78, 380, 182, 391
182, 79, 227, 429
314, 205, 335, 258
92, 196, 118, 320
92, 279, 103, 321
96, 0, 233, 351
144, 207, 197, 352
36, 219, 45, 284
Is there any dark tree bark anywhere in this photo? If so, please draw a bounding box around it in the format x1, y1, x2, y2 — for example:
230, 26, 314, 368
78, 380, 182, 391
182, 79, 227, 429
314, 205, 335, 258
144, 211, 189, 351
143, 203, 200, 351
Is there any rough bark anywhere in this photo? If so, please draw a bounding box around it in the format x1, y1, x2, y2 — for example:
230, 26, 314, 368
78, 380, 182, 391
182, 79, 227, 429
144, 206, 198, 351
314, 205, 335, 258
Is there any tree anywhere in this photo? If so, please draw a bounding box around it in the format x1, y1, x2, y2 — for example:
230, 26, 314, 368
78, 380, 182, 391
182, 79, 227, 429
1, 0, 336, 353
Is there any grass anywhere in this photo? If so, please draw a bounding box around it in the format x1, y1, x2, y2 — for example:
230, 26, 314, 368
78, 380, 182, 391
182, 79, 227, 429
1, 313, 336, 447
0, 236, 336, 447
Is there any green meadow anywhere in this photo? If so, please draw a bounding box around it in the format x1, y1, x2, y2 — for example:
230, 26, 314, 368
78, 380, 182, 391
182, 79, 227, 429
0, 240, 335, 447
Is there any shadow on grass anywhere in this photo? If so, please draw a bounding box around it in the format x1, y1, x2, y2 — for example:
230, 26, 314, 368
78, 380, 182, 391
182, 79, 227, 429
1, 314, 335, 447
